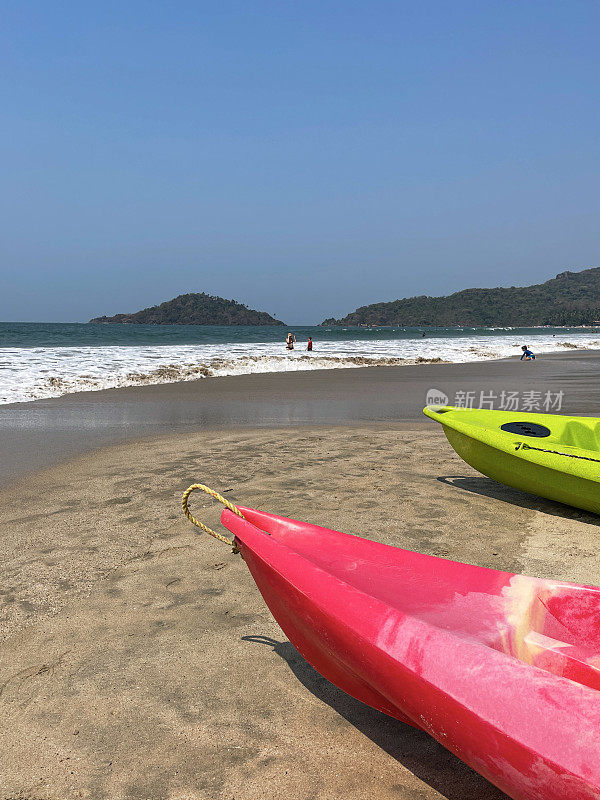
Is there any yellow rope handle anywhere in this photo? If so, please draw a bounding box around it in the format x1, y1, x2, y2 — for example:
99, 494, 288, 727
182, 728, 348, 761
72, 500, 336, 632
181, 484, 246, 552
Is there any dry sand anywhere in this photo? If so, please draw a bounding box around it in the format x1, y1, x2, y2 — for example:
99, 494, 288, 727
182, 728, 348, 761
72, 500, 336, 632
2, 424, 600, 800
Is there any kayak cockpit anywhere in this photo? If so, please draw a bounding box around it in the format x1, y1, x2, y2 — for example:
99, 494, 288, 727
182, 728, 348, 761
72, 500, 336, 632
490, 582, 600, 690
559, 419, 600, 450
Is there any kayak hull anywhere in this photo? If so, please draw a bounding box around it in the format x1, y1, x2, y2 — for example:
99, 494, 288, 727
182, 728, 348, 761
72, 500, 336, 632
424, 406, 600, 514
222, 505, 600, 800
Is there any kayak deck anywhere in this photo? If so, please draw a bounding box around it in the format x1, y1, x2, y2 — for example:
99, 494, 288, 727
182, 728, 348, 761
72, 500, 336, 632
424, 405, 600, 458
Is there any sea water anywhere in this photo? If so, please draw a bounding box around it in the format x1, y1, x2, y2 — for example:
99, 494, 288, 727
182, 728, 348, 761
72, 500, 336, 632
0, 322, 598, 405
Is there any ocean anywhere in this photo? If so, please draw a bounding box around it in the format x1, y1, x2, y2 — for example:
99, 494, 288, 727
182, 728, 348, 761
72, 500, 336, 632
1, 321, 598, 405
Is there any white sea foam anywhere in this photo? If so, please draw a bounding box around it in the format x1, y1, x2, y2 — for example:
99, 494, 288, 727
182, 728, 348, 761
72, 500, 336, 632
2, 334, 599, 405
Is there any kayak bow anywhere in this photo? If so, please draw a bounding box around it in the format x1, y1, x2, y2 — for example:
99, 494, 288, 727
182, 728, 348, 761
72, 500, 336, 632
186, 490, 600, 800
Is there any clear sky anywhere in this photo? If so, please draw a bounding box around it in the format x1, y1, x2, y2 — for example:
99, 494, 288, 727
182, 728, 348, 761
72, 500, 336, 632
2, 1, 599, 324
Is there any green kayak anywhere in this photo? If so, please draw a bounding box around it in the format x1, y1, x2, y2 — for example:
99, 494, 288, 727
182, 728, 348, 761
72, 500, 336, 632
423, 405, 600, 514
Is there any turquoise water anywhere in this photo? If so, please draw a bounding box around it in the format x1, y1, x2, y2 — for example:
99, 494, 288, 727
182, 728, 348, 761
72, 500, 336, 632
0, 321, 591, 348
1, 321, 598, 405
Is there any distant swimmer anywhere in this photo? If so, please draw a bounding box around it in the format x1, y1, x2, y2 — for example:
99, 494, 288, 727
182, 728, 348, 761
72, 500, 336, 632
520, 345, 536, 361
307, 337, 313, 351
286, 332, 296, 350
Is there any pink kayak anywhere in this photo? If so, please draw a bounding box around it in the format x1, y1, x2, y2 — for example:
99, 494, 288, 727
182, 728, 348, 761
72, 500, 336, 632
184, 489, 600, 800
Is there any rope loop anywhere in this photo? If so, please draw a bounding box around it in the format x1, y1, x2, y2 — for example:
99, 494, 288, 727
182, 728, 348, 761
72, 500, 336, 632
181, 484, 245, 553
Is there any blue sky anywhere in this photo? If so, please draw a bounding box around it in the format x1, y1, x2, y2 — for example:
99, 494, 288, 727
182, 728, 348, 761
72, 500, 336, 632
2, 0, 599, 324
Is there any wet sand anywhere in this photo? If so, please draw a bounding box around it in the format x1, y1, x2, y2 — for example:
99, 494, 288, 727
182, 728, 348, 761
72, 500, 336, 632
2, 356, 600, 799
3, 349, 600, 489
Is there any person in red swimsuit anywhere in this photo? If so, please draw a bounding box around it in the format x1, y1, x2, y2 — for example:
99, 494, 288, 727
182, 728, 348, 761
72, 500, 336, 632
307, 337, 313, 351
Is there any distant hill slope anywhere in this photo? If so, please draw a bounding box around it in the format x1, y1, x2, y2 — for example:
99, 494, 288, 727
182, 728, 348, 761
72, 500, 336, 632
322, 268, 600, 327
90, 293, 285, 326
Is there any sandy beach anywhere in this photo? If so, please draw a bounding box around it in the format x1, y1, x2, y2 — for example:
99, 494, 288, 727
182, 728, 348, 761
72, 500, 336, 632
2, 356, 600, 799
5, 2, 600, 794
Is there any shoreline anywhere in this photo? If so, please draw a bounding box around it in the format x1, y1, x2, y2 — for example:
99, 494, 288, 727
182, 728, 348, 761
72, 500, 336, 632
2, 350, 600, 489
4, 325, 600, 407
3, 346, 599, 409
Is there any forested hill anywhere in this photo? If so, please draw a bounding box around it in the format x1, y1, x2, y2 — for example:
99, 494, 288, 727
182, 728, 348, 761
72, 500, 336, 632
322, 268, 600, 327
89, 293, 285, 326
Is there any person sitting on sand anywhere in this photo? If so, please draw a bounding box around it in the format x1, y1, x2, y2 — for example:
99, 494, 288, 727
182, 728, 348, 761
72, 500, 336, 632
520, 345, 535, 360
307, 337, 313, 351
286, 332, 296, 350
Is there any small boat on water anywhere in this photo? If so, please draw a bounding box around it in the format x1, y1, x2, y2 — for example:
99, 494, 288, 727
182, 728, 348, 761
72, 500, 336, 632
212, 502, 600, 800
424, 405, 600, 514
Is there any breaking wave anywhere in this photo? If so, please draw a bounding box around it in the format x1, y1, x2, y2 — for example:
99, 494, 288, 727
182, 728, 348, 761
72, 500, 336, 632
2, 333, 600, 405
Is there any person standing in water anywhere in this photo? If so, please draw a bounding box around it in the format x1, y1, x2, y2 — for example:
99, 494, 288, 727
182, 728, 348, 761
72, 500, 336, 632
307, 337, 313, 351
285, 332, 296, 350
